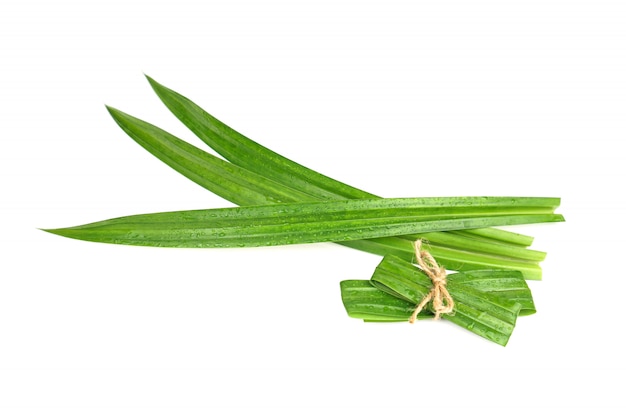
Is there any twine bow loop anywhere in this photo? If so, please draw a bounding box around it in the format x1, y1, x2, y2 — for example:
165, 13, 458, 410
409, 240, 455, 323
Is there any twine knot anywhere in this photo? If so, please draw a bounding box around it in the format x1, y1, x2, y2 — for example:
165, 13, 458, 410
409, 240, 455, 323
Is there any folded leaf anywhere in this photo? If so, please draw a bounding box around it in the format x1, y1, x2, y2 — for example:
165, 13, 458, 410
341, 255, 535, 346
340, 280, 416, 322
452, 269, 536, 316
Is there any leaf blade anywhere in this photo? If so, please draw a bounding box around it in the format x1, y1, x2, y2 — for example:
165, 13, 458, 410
43, 197, 564, 249
367, 255, 526, 346
146, 75, 544, 248
106, 106, 316, 206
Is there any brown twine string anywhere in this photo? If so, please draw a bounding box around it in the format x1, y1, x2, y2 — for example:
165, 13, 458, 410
409, 240, 455, 323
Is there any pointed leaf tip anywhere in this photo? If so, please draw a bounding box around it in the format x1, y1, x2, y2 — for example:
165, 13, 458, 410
105, 106, 133, 124
145, 74, 169, 96
40, 228, 64, 237
144, 73, 157, 87
104, 104, 118, 116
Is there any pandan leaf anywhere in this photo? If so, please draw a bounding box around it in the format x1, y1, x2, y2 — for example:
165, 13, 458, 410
44, 197, 563, 249
341, 255, 533, 346
146, 75, 537, 248
104, 81, 564, 278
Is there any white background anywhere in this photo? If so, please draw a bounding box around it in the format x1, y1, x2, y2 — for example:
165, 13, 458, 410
1, 0, 624, 415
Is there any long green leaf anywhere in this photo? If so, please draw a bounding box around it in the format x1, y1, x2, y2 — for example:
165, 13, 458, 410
107, 105, 555, 277
43, 197, 563, 248
109, 93, 558, 278
144, 77, 561, 277
337, 237, 546, 279
106, 106, 317, 206
146, 75, 536, 248
146, 75, 362, 201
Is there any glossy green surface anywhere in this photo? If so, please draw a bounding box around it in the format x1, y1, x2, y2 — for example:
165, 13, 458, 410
44, 197, 563, 248
147, 75, 537, 248
100, 77, 563, 278
341, 256, 535, 346
106, 106, 315, 206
